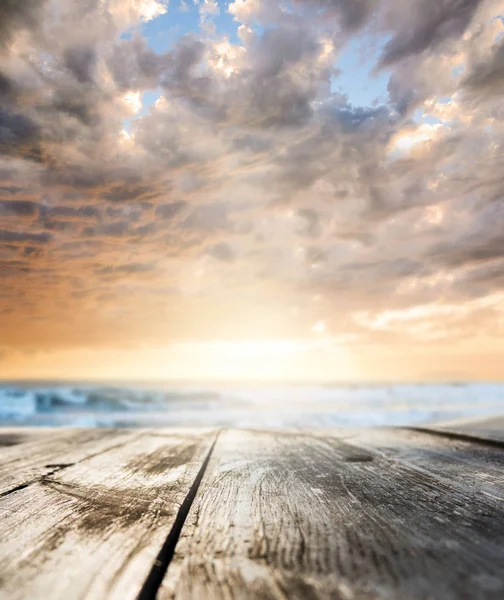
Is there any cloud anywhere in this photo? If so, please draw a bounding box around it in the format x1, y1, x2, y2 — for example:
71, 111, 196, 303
0, 229, 51, 244
102, 182, 162, 203
297, 209, 322, 239
0, 0, 46, 47
0, 108, 41, 161
63, 45, 97, 84
462, 40, 504, 99
206, 242, 235, 262
40, 204, 101, 221
378, 0, 485, 67
229, 0, 375, 31
107, 36, 165, 91
0, 0, 504, 373
427, 201, 504, 268
95, 262, 157, 275
0, 200, 38, 217
182, 204, 230, 231
155, 201, 187, 219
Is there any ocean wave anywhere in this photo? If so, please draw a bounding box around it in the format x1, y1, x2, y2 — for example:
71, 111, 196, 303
1, 382, 504, 427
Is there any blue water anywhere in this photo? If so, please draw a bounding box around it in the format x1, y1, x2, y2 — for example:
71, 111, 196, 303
1, 382, 503, 428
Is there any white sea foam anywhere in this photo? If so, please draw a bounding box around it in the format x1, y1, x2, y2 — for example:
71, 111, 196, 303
0, 388, 37, 420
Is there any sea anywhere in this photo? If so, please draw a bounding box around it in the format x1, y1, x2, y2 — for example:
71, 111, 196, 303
1, 381, 504, 428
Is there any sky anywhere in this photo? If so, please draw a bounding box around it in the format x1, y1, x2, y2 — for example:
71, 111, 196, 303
1, 0, 504, 383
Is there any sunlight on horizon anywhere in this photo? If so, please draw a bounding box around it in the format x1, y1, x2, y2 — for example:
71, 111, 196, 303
1, 0, 503, 381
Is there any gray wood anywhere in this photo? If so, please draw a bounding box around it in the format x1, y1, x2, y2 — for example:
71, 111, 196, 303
0, 427, 62, 448
417, 415, 504, 444
317, 426, 504, 499
160, 428, 504, 600
0, 428, 139, 496
0, 429, 217, 600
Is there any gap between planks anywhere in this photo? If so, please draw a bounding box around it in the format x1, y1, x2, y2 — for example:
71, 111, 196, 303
0, 428, 219, 600
136, 432, 220, 600
3, 426, 504, 600
159, 428, 504, 600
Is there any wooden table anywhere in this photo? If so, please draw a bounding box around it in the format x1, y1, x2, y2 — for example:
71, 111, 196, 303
1, 420, 504, 599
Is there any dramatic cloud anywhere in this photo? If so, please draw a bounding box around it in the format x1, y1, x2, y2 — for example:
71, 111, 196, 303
1, 0, 504, 380
378, 0, 486, 66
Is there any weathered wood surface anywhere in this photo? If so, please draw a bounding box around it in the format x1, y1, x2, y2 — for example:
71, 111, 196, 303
0, 427, 61, 447
418, 415, 504, 444
0, 429, 217, 600
1, 426, 504, 600
0, 428, 145, 496
161, 428, 504, 600
320, 427, 504, 499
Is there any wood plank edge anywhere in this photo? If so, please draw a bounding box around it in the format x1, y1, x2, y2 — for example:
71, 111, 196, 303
407, 426, 504, 450
136, 432, 220, 600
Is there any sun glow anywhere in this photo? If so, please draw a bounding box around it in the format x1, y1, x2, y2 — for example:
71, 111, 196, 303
1, 337, 357, 382
388, 124, 445, 155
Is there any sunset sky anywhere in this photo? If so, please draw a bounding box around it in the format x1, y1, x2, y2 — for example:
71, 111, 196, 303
1, 0, 504, 382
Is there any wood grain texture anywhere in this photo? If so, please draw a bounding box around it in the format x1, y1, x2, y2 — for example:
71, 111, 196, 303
315, 427, 504, 500
418, 415, 504, 444
0, 428, 139, 496
0, 427, 62, 448
0, 429, 217, 600
160, 429, 504, 600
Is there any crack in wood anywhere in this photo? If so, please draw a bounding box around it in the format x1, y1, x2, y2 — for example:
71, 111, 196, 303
136, 433, 220, 600
0, 433, 143, 499
0, 482, 31, 498
0, 463, 76, 498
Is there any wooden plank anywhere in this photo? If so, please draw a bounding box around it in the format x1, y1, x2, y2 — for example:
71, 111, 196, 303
0, 428, 139, 496
0, 427, 62, 448
0, 429, 217, 600
415, 415, 504, 445
160, 429, 504, 600
315, 426, 504, 500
